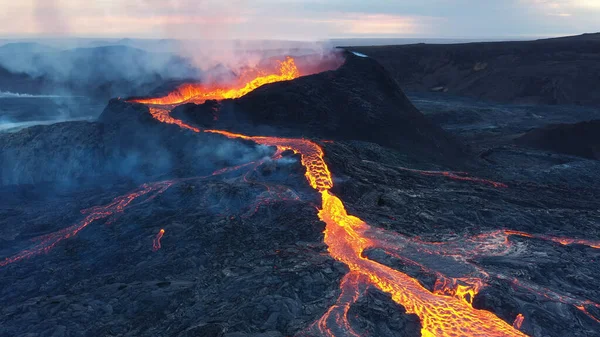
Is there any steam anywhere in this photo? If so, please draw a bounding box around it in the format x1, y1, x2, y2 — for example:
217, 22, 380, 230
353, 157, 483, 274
0, 91, 79, 98
0, 118, 92, 133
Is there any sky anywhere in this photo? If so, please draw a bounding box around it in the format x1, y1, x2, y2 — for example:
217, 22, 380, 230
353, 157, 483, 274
0, 0, 599, 40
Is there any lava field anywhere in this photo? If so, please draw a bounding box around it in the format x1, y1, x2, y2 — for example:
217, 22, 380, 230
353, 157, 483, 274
1, 51, 599, 337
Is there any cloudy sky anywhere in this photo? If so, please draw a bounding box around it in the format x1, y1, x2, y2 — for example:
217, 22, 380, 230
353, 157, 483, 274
1, 0, 599, 40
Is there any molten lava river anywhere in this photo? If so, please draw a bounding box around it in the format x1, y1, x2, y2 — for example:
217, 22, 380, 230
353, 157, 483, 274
3, 56, 600, 336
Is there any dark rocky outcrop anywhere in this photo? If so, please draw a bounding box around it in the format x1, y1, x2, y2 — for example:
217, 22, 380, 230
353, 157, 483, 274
515, 120, 600, 160
0, 100, 270, 186
0, 121, 105, 186
350, 33, 600, 106
174, 52, 465, 163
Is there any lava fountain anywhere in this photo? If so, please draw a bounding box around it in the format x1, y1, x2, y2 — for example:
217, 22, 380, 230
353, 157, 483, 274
130, 56, 301, 106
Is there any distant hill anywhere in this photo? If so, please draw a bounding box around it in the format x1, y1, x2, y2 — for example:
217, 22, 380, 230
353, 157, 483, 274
349, 33, 600, 106
0, 42, 57, 55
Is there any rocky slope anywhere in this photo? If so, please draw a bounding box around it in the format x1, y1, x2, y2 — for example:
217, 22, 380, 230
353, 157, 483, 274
349, 33, 600, 106
516, 120, 600, 160
172, 52, 465, 162
0, 52, 465, 187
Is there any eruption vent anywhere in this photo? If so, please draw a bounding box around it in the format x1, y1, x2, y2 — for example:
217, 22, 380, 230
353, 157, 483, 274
131, 56, 301, 106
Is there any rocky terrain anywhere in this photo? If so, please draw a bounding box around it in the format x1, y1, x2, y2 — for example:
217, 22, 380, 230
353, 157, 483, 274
349, 33, 600, 106
516, 120, 600, 160
1, 52, 599, 337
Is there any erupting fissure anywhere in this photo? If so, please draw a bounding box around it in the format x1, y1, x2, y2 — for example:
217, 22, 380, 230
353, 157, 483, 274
130, 56, 301, 106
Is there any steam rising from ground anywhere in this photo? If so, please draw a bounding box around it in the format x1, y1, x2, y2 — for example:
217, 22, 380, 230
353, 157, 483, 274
0, 91, 78, 98
0, 38, 340, 122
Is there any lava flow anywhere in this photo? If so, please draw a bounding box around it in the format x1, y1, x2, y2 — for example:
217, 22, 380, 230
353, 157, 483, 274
128, 98, 529, 335
5, 68, 598, 335
513, 314, 525, 329
0, 181, 174, 267
153, 229, 165, 251
130, 56, 300, 106
0, 161, 259, 267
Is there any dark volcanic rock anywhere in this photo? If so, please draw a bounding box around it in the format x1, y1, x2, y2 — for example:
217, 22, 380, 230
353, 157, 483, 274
0, 121, 105, 185
348, 288, 421, 337
515, 120, 600, 160
0, 53, 465, 187
350, 33, 600, 106
0, 99, 271, 186
2, 42, 600, 337
175, 52, 465, 163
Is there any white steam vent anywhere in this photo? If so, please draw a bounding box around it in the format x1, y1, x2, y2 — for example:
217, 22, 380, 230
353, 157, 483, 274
351, 51, 368, 58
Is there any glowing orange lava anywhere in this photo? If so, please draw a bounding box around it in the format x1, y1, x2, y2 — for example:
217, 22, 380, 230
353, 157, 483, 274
6, 70, 599, 335
505, 230, 600, 249
0, 181, 173, 267
153, 229, 165, 251
513, 314, 524, 329
128, 102, 529, 335
130, 56, 300, 106
0, 162, 258, 267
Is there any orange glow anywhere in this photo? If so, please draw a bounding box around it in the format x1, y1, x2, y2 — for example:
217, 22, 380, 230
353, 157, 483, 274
148, 107, 200, 132
130, 56, 300, 106
505, 230, 600, 249
0, 161, 265, 267
128, 99, 529, 335
191, 130, 525, 336
153, 229, 165, 251
10, 65, 599, 335
318, 189, 526, 337
433, 277, 484, 306
309, 272, 367, 337
513, 314, 525, 329
0, 181, 174, 267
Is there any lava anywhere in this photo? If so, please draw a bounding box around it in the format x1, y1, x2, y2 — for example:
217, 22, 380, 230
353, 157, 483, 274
513, 314, 524, 329
505, 230, 600, 249
0, 161, 259, 267
5, 72, 599, 335
130, 56, 301, 106
147, 107, 200, 132
318, 189, 526, 337
362, 160, 508, 188
121, 103, 529, 335
0, 181, 174, 267
153, 229, 165, 251
306, 272, 368, 337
